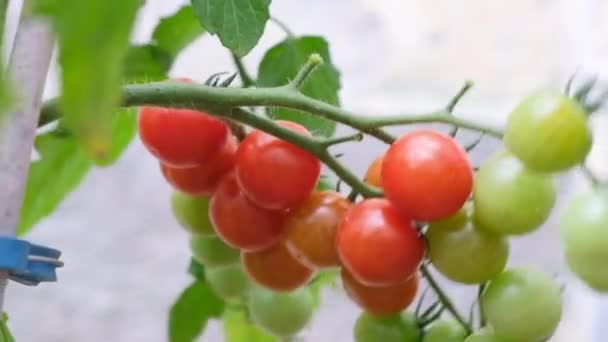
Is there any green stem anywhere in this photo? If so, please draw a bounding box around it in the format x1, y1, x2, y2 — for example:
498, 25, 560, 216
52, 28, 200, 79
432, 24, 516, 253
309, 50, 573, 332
478, 283, 487, 327
270, 16, 296, 38
320, 132, 363, 148
420, 264, 472, 334
230, 53, 255, 87
290, 54, 323, 89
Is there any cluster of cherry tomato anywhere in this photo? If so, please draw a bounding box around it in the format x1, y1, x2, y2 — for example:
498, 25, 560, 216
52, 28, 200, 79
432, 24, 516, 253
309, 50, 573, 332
137, 82, 603, 341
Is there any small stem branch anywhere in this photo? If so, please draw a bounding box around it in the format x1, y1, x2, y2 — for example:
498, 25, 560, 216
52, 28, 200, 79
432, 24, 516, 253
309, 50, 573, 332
420, 264, 472, 334
270, 16, 295, 38
230, 53, 255, 87
478, 283, 487, 327
446, 81, 474, 113
289, 54, 323, 89
581, 162, 600, 186
320, 132, 363, 148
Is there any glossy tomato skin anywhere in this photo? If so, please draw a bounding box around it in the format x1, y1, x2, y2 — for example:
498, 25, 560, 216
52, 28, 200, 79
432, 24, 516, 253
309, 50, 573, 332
161, 134, 237, 196
206, 263, 251, 301
560, 186, 608, 291
170, 192, 214, 235
464, 328, 505, 342
190, 235, 239, 267
336, 199, 424, 286
382, 129, 473, 221
473, 150, 556, 235
236, 120, 321, 211
504, 91, 591, 172
422, 320, 467, 342
209, 172, 285, 252
342, 268, 419, 315
354, 311, 421, 342
242, 242, 314, 292
248, 286, 313, 338
364, 155, 384, 188
284, 191, 352, 269
481, 267, 562, 342
426, 204, 509, 284
137, 106, 229, 167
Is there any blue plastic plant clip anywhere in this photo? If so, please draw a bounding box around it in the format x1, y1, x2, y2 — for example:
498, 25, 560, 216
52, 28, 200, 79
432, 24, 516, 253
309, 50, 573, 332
0, 236, 63, 286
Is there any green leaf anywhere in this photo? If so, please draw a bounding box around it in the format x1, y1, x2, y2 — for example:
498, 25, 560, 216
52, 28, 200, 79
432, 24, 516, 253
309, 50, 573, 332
308, 269, 339, 309
169, 280, 225, 342
123, 44, 172, 83
0, 313, 15, 342
188, 258, 206, 281
257, 36, 340, 137
315, 176, 337, 191
50, 0, 140, 162
191, 0, 271, 57
223, 308, 276, 342
96, 108, 138, 166
18, 132, 92, 235
152, 5, 205, 59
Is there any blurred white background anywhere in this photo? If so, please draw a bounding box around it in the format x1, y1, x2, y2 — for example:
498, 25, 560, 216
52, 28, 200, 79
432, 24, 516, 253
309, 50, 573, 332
3, 0, 608, 341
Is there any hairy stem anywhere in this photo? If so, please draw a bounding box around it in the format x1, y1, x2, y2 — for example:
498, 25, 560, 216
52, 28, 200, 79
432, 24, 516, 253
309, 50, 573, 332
420, 264, 472, 334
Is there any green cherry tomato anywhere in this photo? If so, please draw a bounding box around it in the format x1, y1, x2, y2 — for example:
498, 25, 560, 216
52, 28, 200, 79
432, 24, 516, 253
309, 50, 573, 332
565, 251, 608, 291
481, 267, 562, 342
248, 286, 313, 338
473, 150, 556, 235
190, 235, 239, 267
504, 90, 591, 172
206, 264, 251, 301
170, 191, 214, 235
560, 186, 608, 258
354, 311, 421, 342
422, 320, 467, 342
426, 205, 509, 284
464, 327, 505, 342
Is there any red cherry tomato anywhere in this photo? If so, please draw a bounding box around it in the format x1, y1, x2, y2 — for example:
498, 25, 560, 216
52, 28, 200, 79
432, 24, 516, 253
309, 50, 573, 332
342, 268, 419, 315
236, 120, 321, 211
137, 105, 228, 167
382, 129, 473, 221
283, 191, 352, 269
210, 172, 285, 252
336, 199, 425, 286
364, 155, 384, 188
242, 242, 314, 292
160, 135, 237, 195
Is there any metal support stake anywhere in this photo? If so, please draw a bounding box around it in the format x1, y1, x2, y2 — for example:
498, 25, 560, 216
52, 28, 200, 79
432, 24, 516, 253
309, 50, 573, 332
0, 0, 53, 310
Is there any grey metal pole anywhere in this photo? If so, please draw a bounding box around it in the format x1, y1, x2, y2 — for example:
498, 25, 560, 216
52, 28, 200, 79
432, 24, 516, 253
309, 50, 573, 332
0, 0, 53, 310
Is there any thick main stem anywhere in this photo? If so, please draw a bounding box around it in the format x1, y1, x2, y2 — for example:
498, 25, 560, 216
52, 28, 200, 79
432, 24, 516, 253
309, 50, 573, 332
420, 264, 472, 334
0, 1, 54, 310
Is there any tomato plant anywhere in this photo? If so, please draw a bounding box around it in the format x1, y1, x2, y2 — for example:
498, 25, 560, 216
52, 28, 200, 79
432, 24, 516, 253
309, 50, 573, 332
137, 106, 229, 168
354, 312, 421, 342
248, 286, 314, 338
382, 129, 473, 221
236, 120, 321, 211
283, 190, 352, 269
336, 199, 424, 286
481, 267, 562, 342
209, 172, 285, 252
242, 242, 314, 292
2, 1, 606, 341
504, 90, 592, 172
426, 204, 509, 284
473, 150, 556, 235
341, 268, 419, 315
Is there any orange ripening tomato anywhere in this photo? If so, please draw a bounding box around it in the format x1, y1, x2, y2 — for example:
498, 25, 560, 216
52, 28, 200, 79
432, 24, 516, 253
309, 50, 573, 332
137, 105, 228, 168
283, 191, 352, 269
210, 172, 285, 252
236, 120, 321, 211
342, 268, 419, 315
382, 129, 473, 221
364, 155, 384, 188
160, 134, 237, 196
336, 199, 424, 286
242, 242, 314, 292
